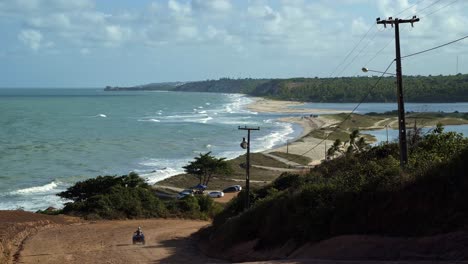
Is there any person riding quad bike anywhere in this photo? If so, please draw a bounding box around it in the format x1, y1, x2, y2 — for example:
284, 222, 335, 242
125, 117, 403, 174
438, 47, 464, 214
135, 226, 143, 236
132, 226, 145, 245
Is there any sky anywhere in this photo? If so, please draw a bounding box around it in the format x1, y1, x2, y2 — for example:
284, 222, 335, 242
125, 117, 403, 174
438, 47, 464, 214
0, 0, 467, 88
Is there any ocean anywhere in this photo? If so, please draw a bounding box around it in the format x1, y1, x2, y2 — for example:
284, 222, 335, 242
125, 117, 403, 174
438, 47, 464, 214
0, 89, 301, 211
1, 88, 467, 211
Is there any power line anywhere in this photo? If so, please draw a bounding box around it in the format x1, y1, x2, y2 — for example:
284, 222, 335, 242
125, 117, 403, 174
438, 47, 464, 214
289, 60, 396, 162
336, 28, 380, 77
327, 0, 432, 78
364, 37, 394, 67
396, 0, 427, 17
329, 25, 376, 77
416, 0, 445, 14
420, 0, 458, 18
401, 34, 468, 59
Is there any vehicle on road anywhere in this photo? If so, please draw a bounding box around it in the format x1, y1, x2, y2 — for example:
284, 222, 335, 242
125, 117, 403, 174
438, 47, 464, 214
176, 191, 194, 199
208, 191, 224, 198
132, 227, 145, 245
223, 185, 242, 193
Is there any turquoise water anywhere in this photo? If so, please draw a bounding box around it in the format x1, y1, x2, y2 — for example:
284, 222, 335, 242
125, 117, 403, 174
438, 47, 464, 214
1, 89, 467, 211
0, 89, 300, 211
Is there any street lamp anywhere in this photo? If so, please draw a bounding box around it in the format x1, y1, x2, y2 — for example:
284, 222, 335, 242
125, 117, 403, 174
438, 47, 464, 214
361, 67, 396, 76
238, 126, 260, 210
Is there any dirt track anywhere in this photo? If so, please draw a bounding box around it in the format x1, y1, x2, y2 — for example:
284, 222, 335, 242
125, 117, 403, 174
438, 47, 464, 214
17, 219, 225, 264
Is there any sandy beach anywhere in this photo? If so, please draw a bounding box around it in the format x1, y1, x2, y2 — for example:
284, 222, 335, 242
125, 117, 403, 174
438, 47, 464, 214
247, 97, 339, 166
247, 97, 348, 114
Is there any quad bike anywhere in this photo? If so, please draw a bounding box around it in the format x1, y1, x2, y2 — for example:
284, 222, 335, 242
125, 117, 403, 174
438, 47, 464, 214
132, 233, 145, 245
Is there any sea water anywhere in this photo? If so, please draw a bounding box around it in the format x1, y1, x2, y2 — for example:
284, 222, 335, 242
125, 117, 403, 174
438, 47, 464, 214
0, 89, 301, 211
1, 89, 467, 211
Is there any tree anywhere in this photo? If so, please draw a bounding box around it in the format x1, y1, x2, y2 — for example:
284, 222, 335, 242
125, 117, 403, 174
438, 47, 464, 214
183, 152, 232, 186
327, 139, 342, 158
57, 172, 147, 203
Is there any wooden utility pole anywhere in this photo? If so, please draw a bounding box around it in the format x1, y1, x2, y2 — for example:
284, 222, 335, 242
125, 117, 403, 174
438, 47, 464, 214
377, 16, 419, 168
238, 126, 260, 210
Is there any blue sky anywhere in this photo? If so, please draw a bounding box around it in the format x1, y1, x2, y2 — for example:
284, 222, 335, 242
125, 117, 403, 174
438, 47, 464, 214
0, 0, 467, 87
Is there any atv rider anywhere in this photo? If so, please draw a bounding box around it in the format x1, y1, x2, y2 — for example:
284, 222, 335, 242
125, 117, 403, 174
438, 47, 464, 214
135, 226, 143, 236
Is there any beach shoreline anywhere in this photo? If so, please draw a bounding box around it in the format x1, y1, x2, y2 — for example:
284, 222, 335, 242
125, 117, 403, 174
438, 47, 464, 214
245, 97, 338, 165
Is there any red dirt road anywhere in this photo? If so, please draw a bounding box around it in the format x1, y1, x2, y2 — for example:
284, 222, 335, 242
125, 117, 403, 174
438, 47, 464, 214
17, 219, 225, 264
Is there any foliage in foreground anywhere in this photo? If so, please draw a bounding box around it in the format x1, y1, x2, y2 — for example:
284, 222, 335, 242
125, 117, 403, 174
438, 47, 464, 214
207, 129, 468, 251
57, 172, 222, 220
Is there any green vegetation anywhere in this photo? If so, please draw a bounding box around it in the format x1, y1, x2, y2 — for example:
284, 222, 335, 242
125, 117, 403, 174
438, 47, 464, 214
173, 78, 270, 94
158, 153, 287, 190
250, 74, 468, 103
204, 128, 468, 253
106, 74, 468, 103
57, 172, 222, 220
183, 152, 233, 186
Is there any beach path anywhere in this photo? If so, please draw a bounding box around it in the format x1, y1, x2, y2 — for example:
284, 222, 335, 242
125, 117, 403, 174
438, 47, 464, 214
17, 219, 224, 264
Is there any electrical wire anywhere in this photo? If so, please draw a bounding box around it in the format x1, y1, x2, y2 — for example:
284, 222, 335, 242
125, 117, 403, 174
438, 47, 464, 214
401, 34, 468, 59
288, 60, 396, 163
420, 0, 458, 18
328, 25, 376, 77
328, 0, 431, 78
336, 28, 380, 77
396, 0, 426, 17
364, 37, 394, 67
415, 0, 445, 14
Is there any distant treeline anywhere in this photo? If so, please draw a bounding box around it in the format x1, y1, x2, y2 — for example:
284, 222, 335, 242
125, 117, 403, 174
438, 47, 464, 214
105, 74, 468, 103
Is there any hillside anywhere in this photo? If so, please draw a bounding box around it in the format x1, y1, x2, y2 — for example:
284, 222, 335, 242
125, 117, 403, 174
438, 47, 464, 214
201, 128, 468, 261
105, 74, 468, 103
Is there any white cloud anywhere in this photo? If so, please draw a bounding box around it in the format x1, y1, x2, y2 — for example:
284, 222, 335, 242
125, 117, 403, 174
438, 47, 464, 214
377, 0, 411, 17
192, 0, 232, 12
80, 48, 90, 55
18, 29, 43, 50
351, 17, 369, 35
168, 0, 191, 16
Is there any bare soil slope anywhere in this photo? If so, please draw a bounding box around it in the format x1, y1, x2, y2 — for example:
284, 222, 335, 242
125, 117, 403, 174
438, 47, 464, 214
17, 218, 225, 264
0, 210, 80, 264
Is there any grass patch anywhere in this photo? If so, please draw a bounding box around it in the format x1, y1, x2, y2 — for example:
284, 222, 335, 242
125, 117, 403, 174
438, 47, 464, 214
270, 152, 312, 165
157, 153, 285, 190
308, 128, 350, 142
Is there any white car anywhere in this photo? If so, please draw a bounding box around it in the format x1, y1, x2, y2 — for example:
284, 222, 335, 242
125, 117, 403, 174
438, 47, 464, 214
208, 191, 224, 198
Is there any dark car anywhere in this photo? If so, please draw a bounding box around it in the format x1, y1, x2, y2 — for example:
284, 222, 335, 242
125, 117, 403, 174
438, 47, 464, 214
223, 186, 238, 193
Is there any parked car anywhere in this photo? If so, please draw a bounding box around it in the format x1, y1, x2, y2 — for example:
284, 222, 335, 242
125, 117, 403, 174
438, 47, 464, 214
223, 185, 242, 193
208, 191, 224, 198
176, 191, 193, 199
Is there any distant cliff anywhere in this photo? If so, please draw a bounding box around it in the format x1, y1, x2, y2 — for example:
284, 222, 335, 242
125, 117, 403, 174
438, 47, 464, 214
173, 78, 270, 93
104, 82, 184, 91
105, 74, 468, 103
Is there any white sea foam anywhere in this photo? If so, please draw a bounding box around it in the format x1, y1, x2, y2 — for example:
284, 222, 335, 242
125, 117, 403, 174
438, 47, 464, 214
254, 122, 295, 151
3, 180, 70, 211
11, 181, 61, 195
138, 158, 188, 184
138, 118, 160, 122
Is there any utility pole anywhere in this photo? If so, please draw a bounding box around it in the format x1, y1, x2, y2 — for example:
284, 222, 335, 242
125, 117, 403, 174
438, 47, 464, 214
238, 126, 260, 210
377, 16, 419, 168
386, 124, 389, 144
